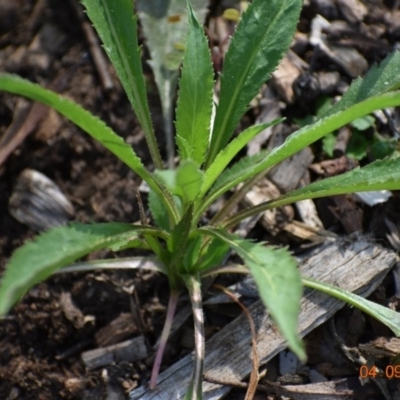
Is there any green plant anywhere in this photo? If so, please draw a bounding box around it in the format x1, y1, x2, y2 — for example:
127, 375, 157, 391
1, 0, 400, 397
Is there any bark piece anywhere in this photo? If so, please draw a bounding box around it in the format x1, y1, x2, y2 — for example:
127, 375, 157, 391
337, 0, 368, 24
60, 292, 86, 329
130, 236, 398, 399
266, 378, 353, 399
310, 0, 338, 20
271, 52, 303, 104
8, 169, 74, 231
95, 313, 139, 347
267, 139, 314, 193
241, 178, 294, 236
82, 336, 148, 370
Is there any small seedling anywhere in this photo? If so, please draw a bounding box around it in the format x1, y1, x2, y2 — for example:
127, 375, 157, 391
1, 0, 400, 397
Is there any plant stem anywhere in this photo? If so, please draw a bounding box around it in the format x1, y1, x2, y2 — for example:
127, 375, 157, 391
150, 289, 180, 389
185, 273, 204, 399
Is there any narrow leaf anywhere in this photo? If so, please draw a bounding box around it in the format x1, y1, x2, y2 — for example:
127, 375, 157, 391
0, 223, 163, 315
303, 277, 400, 337
196, 237, 230, 272
81, 0, 163, 168
176, 160, 204, 204
197, 227, 305, 360
321, 51, 400, 118
168, 204, 193, 270
233, 156, 400, 222
149, 188, 171, 231
201, 120, 282, 196
137, 0, 208, 167
205, 0, 302, 167
175, 2, 214, 166
0, 74, 180, 224
199, 90, 400, 220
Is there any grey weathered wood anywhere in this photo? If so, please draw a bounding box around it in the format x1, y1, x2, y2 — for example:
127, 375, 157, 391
8, 168, 74, 231
130, 236, 398, 399
82, 336, 148, 370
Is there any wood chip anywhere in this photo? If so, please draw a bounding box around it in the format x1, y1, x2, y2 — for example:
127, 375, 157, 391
129, 236, 398, 399
82, 336, 148, 370
337, 0, 368, 24
8, 169, 74, 231
271, 53, 303, 104
95, 313, 139, 347
60, 292, 86, 329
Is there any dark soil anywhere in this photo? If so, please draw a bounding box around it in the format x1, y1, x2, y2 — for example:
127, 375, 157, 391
1, 0, 400, 399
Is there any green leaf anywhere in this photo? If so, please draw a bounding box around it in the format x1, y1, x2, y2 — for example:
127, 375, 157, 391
321, 51, 400, 119
0, 75, 147, 176
137, 0, 208, 167
346, 130, 370, 160
0, 223, 164, 315
205, 0, 302, 167
322, 132, 336, 157
201, 90, 400, 220
228, 156, 400, 224
149, 188, 171, 231
0, 74, 180, 224
81, 0, 163, 168
175, 2, 214, 166
303, 277, 400, 337
197, 227, 305, 360
176, 160, 204, 204
350, 115, 375, 131
201, 120, 282, 196
168, 204, 193, 272
198, 52, 400, 208
370, 139, 398, 160
195, 237, 230, 272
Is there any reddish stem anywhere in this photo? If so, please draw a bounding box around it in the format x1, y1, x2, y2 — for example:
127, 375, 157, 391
150, 289, 180, 389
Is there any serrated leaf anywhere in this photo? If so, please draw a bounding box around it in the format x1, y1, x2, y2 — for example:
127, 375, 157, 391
205, 0, 302, 167
198, 52, 400, 204
169, 204, 193, 271
202, 90, 400, 213
0, 223, 163, 315
176, 160, 204, 204
303, 277, 400, 337
321, 51, 400, 119
201, 120, 282, 196
137, 0, 208, 166
0, 74, 179, 224
0, 75, 147, 176
197, 227, 305, 360
195, 237, 230, 272
81, 0, 162, 168
175, 3, 214, 166
183, 236, 203, 271
149, 188, 171, 231
322, 132, 336, 157
254, 156, 400, 213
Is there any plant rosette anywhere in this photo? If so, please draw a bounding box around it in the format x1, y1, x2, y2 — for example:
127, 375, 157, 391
1, 0, 400, 398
